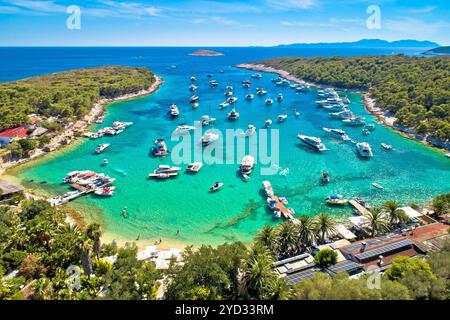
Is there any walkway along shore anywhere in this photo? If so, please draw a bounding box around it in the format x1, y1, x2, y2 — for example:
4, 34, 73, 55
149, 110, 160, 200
236, 63, 450, 151
0, 76, 164, 175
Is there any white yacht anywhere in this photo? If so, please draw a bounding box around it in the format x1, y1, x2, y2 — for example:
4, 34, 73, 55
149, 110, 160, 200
262, 181, 274, 197
224, 90, 233, 97
239, 155, 255, 175
173, 125, 196, 135
257, 89, 268, 96
169, 104, 179, 118
277, 114, 288, 122
329, 110, 353, 119
277, 93, 283, 102
297, 135, 328, 152
228, 109, 239, 120
251, 73, 262, 79
189, 95, 199, 103
381, 143, 392, 151
219, 102, 230, 109
265, 98, 274, 105
225, 85, 233, 91
200, 115, 216, 127
265, 119, 272, 127
227, 96, 238, 104
356, 142, 373, 158
322, 104, 346, 112
209, 80, 218, 87
342, 116, 366, 126
201, 132, 219, 146
322, 128, 350, 141
95, 144, 110, 154
244, 124, 256, 136
190, 76, 197, 82
152, 139, 168, 157
153, 165, 182, 174
246, 93, 254, 101
186, 162, 203, 173
189, 84, 197, 91
191, 102, 199, 109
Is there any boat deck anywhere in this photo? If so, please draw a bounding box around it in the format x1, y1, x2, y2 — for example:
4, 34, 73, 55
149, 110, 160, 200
349, 200, 370, 216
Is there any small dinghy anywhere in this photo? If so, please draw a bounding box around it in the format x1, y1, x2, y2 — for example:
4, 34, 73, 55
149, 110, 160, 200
372, 183, 384, 190
381, 143, 392, 151
209, 182, 224, 192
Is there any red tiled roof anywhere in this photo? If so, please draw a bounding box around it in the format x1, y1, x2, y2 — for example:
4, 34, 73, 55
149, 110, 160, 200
0, 126, 29, 139
407, 223, 449, 243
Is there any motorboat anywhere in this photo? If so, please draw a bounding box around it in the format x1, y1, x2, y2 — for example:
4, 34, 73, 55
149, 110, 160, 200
227, 96, 238, 104
102, 158, 109, 165
365, 124, 376, 131
265, 98, 274, 105
239, 155, 255, 176
95, 144, 110, 154
186, 162, 203, 173
257, 89, 268, 96
244, 124, 256, 136
342, 96, 351, 104
295, 112, 300, 118
200, 115, 216, 127
95, 186, 115, 197
362, 128, 371, 136
219, 102, 230, 109
296, 85, 310, 93
277, 115, 288, 122
148, 172, 177, 179
191, 102, 199, 109
189, 95, 199, 103
245, 93, 254, 101
277, 94, 283, 102
173, 125, 196, 135
267, 197, 280, 211
225, 85, 233, 91
381, 143, 392, 151
189, 84, 197, 91
321, 172, 330, 184
190, 76, 197, 82
152, 139, 169, 157
297, 135, 328, 151
224, 90, 233, 97
342, 116, 366, 126
209, 80, 218, 87
262, 181, 274, 197
251, 73, 262, 79
243, 83, 251, 89
201, 131, 219, 146
169, 104, 179, 118
153, 165, 181, 174
325, 195, 348, 206
242, 80, 252, 85
356, 142, 373, 158
322, 127, 350, 141
265, 119, 272, 127
279, 196, 288, 205
372, 183, 384, 190
322, 104, 346, 112
228, 109, 240, 120
209, 182, 224, 192
329, 110, 353, 119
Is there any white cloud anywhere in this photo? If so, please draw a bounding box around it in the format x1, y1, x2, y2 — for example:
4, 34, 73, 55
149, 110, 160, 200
384, 17, 449, 37
267, 0, 319, 10
408, 6, 436, 14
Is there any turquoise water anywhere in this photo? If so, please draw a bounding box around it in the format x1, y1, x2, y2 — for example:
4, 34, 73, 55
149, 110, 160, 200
5, 47, 450, 246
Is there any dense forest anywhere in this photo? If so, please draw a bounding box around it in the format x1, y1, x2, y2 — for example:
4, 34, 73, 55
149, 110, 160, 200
1, 196, 448, 300
257, 55, 450, 141
0, 66, 156, 129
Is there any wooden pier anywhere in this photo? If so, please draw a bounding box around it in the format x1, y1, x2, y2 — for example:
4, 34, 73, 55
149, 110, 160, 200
272, 196, 299, 224
349, 200, 370, 216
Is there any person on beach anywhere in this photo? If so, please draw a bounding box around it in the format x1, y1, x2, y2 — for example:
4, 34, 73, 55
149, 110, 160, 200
176, 229, 180, 236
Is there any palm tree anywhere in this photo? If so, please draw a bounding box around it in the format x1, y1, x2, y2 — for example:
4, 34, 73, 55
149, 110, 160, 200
255, 225, 277, 253
243, 244, 277, 299
296, 215, 316, 249
314, 213, 337, 244
274, 222, 298, 256
431, 198, 448, 217
270, 279, 293, 300
80, 239, 93, 277
382, 200, 408, 228
365, 207, 389, 237
86, 223, 102, 258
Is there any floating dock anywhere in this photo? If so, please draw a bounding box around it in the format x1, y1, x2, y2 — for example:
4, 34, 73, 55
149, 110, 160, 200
348, 200, 370, 216
271, 195, 299, 224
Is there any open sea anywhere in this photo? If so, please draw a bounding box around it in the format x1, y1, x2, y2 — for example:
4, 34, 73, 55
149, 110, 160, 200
1, 47, 449, 246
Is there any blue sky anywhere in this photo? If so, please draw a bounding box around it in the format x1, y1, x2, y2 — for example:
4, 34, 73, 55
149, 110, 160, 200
0, 0, 449, 46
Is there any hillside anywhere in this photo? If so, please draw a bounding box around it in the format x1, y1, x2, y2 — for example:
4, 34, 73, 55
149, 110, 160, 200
424, 46, 450, 55
254, 56, 450, 141
0, 66, 156, 129
276, 39, 439, 48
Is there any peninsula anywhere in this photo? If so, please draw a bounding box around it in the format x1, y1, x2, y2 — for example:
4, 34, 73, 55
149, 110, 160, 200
424, 46, 450, 56
188, 49, 224, 56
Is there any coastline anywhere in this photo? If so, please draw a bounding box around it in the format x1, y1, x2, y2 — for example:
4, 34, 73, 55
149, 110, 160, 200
236, 63, 450, 153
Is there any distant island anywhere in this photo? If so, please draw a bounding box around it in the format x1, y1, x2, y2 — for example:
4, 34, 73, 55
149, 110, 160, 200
423, 46, 450, 55
189, 49, 224, 56
275, 39, 439, 49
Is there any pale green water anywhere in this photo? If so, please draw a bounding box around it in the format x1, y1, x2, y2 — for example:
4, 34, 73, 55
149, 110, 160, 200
12, 66, 450, 246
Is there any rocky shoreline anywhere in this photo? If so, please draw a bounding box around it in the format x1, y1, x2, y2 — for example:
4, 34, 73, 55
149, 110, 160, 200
237, 63, 450, 152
